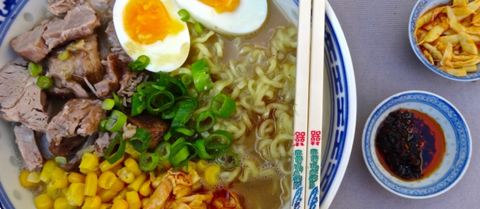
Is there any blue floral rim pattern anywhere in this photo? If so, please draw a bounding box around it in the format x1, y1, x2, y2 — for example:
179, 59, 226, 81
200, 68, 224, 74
363, 91, 471, 197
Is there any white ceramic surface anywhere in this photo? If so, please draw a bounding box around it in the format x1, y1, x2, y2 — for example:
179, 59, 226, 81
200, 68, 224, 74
0, 0, 356, 208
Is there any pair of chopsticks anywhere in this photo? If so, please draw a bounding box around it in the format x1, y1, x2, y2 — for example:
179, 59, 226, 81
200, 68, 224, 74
291, 0, 326, 208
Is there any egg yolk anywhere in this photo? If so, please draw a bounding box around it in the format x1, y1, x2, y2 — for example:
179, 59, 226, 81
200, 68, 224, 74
124, 0, 184, 45
198, 0, 240, 13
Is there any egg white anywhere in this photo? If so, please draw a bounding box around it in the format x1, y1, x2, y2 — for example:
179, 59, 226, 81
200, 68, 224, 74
175, 0, 268, 36
113, 0, 190, 72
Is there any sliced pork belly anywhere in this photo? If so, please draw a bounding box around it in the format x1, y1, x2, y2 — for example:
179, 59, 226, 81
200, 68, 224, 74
14, 125, 43, 171
94, 54, 123, 97
9, 22, 49, 63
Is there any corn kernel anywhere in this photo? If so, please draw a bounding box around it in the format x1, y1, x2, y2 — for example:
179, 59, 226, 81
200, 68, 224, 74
152, 173, 167, 188
28, 171, 42, 184
19, 170, 39, 188
82, 195, 102, 209
141, 197, 150, 207
84, 172, 98, 196
111, 199, 129, 209
51, 167, 69, 189
80, 153, 99, 174
125, 142, 140, 159
181, 161, 197, 173
34, 194, 54, 209
99, 203, 112, 209
54, 197, 74, 209
98, 171, 118, 189
124, 158, 142, 176
109, 178, 125, 193
205, 164, 221, 185
196, 160, 209, 172
47, 182, 60, 199
117, 167, 135, 184
99, 156, 125, 172
66, 182, 85, 206
95, 169, 103, 177
160, 160, 172, 170
126, 191, 141, 209
139, 180, 152, 197
68, 172, 86, 184
127, 173, 146, 191
113, 188, 128, 201
98, 189, 118, 203
40, 160, 58, 183
110, 164, 123, 175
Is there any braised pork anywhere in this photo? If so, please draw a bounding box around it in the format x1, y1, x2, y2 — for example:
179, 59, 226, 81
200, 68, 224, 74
127, 114, 169, 149
94, 54, 123, 97
14, 125, 43, 171
9, 22, 49, 63
0, 62, 31, 109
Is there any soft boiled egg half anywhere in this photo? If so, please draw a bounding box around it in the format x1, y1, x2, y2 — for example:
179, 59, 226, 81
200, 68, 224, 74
113, 0, 190, 72
175, 0, 268, 36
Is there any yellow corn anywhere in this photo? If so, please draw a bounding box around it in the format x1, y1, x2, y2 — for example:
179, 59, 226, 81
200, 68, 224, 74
99, 204, 112, 209
82, 195, 102, 209
95, 169, 103, 177
113, 188, 128, 201
28, 171, 42, 184
111, 199, 129, 209
139, 180, 152, 197
126, 191, 141, 209
99, 156, 124, 172
79, 153, 99, 174
125, 142, 140, 159
47, 182, 60, 199
152, 173, 167, 188
109, 178, 125, 193
159, 160, 172, 171
34, 194, 54, 209
196, 160, 209, 172
110, 164, 123, 175
204, 164, 221, 185
68, 172, 86, 184
98, 171, 118, 189
117, 167, 135, 184
19, 170, 39, 188
40, 160, 58, 183
127, 173, 146, 192
141, 197, 150, 207
124, 158, 142, 176
51, 167, 69, 189
54, 197, 74, 209
98, 189, 118, 203
181, 161, 197, 173
84, 172, 98, 196
65, 182, 85, 206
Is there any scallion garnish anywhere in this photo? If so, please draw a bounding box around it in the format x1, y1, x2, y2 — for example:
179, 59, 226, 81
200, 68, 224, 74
195, 139, 213, 160
169, 138, 197, 168
102, 99, 115, 110
196, 111, 215, 132
28, 62, 42, 77
105, 134, 126, 164
194, 22, 204, 34
215, 150, 239, 170
131, 92, 147, 117
55, 156, 67, 165
129, 128, 152, 153
98, 119, 108, 132
58, 50, 69, 61
161, 106, 178, 120
175, 126, 195, 136
191, 58, 214, 93
147, 90, 175, 115
171, 100, 197, 128
138, 152, 159, 172
128, 55, 150, 72
177, 9, 190, 22
211, 93, 236, 118
112, 92, 123, 110
154, 141, 171, 162
105, 110, 127, 132
37, 76, 52, 89
180, 74, 192, 86
205, 130, 233, 150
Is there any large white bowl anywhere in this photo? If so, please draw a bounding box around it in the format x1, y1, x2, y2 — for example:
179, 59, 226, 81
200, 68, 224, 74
0, 0, 356, 208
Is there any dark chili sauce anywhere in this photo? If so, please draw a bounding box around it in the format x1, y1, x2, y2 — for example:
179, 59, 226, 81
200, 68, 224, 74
375, 108, 446, 181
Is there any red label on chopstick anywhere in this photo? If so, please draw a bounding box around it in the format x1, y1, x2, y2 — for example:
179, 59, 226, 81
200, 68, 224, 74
310, 130, 321, 146
295, 131, 306, 147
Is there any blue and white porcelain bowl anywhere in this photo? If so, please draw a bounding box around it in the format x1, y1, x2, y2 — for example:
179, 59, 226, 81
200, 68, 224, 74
362, 90, 471, 199
0, 0, 356, 208
409, 0, 480, 81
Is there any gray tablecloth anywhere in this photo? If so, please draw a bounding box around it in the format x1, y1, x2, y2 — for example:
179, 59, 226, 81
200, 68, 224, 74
328, 0, 479, 208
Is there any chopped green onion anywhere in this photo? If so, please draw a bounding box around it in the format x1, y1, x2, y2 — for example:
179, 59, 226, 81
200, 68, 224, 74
147, 91, 175, 115
180, 74, 192, 86
175, 96, 199, 110
195, 139, 213, 160
194, 22, 204, 34
28, 62, 42, 77
169, 77, 188, 96
169, 139, 197, 168
55, 156, 67, 165
171, 100, 197, 128
112, 93, 123, 110
131, 92, 147, 117
37, 76, 52, 89
139, 152, 159, 172
215, 150, 239, 170
105, 110, 127, 132
175, 127, 194, 136
58, 50, 69, 61
154, 141, 171, 161
76, 146, 96, 159
154, 72, 170, 87
161, 106, 177, 120
105, 134, 126, 164
191, 58, 213, 93
196, 111, 215, 132
128, 55, 150, 72
177, 9, 190, 22
205, 130, 233, 150
211, 93, 236, 118
137, 82, 158, 95
102, 99, 115, 110
98, 119, 108, 132
164, 130, 172, 141
129, 128, 152, 153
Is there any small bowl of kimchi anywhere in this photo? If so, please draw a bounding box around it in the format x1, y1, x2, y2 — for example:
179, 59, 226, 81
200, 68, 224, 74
409, 0, 480, 81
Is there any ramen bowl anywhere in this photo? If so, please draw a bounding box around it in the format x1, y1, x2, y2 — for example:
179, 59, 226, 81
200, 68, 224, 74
0, 0, 355, 208
362, 90, 471, 199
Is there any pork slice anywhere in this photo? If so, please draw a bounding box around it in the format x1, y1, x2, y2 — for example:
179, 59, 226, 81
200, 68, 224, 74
94, 132, 114, 157
117, 71, 144, 105
10, 23, 49, 63
49, 77, 90, 98
127, 114, 169, 149
14, 125, 43, 171
94, 54, 122, 97
48, 0, 83, 16
47, 99, 106, 145
43, 5, 100, 50
0, 62, 30, 109
49, 136, 84, 157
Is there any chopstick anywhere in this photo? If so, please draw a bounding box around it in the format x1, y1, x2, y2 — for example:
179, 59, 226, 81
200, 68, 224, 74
291, 0, 312, 208
305, 0, 326, 208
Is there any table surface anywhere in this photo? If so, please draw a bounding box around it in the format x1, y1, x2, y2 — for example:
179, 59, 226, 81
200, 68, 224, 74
327, 0, 479, 208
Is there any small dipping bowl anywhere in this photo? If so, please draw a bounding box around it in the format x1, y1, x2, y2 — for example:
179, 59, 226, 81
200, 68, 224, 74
362, 90, 471, 198
409, 0, 480, 81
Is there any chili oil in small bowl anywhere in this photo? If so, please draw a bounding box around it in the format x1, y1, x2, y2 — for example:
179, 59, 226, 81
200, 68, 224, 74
362, 90, 471, 199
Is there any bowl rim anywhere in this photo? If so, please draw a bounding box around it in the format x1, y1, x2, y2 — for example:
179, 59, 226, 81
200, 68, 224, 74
408, 0, 480, 82
361, 90, 472, 199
